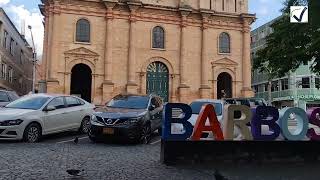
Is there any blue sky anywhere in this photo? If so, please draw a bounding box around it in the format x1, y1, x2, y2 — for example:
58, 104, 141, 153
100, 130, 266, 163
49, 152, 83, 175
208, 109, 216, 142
249, 0, 284, 30
0, 0, 284, 56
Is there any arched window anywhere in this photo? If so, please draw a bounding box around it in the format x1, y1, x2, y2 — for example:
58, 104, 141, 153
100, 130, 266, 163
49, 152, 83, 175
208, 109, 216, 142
152, 26, 165, 49
219, 32, 230, 53
76, 19, 90, 43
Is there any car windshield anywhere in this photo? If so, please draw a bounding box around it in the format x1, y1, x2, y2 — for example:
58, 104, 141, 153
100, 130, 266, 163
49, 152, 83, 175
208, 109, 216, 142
0, 91, 9, 102
190, 102, 222, 116
249, 99, 266, 106
107, 95, 149, 109
5, 96, 50, 110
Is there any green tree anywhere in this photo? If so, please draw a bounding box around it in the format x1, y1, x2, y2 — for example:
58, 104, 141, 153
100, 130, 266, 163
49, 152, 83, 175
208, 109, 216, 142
253, 0, 320, 78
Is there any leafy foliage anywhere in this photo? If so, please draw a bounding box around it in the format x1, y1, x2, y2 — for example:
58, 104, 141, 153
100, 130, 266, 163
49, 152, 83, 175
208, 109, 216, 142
253, 0, 320, 78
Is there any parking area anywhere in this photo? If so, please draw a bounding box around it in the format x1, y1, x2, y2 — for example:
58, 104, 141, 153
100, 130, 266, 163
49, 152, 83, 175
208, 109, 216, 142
1, 134, 320, 180
0, 130, 162, 145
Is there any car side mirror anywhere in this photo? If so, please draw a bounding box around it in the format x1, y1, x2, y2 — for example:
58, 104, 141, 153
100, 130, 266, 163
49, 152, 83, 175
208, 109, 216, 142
148, 105, 155, 111
44, 106, 56, 112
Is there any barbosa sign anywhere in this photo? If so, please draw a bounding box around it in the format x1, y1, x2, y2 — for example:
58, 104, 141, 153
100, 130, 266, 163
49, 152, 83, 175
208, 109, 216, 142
162, 103, 320, 141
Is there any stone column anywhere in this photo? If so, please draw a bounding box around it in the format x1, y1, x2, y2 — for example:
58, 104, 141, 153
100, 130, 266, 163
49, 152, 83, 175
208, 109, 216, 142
126, 3, 140, 94
47, 10, 54, 80
42, 13, 49, 81
102, 2, 117, 103
104, 4, 116, 83
199, 13, 211, 98
241, 18, 254, 97
46, 6, 61, 94
178, 9, 191, 102
179, 14, 188, 87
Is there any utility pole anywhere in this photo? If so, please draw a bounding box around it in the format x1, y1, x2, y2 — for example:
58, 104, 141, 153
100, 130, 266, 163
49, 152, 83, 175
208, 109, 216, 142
28, 25, 37, 94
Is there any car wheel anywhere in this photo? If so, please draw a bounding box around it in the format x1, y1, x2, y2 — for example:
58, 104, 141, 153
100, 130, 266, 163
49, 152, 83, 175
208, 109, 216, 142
80, 116, 90, 134
23, 123, 41, 143
140, 123, 152, 144
89, 135, 99, 143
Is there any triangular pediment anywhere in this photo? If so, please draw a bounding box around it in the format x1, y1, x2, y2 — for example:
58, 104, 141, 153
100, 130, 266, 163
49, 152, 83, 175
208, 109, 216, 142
64, 47, 99, 57
212, 57, 238, 66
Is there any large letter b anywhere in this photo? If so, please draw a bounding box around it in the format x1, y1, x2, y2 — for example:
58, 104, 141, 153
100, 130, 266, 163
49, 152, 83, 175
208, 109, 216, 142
162, 103, 193, 141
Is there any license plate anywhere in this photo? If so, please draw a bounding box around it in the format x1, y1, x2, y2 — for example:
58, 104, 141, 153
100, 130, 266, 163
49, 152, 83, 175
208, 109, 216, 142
103, 128, 114, 135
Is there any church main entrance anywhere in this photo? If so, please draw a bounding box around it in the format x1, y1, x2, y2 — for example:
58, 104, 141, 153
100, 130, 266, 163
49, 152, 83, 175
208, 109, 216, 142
70, 63, 92, 102
217, 72, 233, 99
146, 62, 169, 102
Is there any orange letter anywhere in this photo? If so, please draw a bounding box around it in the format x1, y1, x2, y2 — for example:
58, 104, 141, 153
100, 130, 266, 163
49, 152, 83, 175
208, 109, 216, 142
191, 104, 224, 141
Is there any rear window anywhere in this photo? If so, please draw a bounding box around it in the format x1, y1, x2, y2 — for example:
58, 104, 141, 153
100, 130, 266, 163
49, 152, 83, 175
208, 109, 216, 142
66, 97, 82, 107
0, 91, 9, 102
249, 99, 267, 106
236, 100, 250, 106
190, 102, 222, 116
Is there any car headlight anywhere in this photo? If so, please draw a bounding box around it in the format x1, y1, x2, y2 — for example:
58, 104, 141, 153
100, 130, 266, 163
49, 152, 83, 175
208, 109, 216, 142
90, 115, 104, 126
0, 119, 24, 126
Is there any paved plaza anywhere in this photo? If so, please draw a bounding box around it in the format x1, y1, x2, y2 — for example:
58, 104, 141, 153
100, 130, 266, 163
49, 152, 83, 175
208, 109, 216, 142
0, 133, 320, 180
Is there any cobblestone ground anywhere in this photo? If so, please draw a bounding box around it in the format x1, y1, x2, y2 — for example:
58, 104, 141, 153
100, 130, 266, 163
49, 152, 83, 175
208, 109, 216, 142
0, 141, 320, 180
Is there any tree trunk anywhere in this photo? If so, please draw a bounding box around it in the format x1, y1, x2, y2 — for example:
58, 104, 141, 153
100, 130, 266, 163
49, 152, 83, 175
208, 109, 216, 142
268, 80, 272, 106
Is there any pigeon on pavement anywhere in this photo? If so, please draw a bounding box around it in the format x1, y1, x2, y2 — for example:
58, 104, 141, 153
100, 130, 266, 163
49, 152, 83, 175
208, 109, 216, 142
66, 169, 84, 176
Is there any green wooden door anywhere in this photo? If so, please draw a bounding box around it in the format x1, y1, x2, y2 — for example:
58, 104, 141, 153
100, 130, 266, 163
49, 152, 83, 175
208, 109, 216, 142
147, 62, 169, 102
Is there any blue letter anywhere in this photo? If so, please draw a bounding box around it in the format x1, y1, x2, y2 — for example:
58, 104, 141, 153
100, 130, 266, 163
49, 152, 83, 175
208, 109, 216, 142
279, 107, 308, 141
162, 103, 193, 141
251, 106, 280, 140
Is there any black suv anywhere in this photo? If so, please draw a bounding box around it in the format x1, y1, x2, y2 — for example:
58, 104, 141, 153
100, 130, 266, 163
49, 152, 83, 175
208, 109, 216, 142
0, 90, 19, 107
224, 98, 268, 107
89, 94, 163, 144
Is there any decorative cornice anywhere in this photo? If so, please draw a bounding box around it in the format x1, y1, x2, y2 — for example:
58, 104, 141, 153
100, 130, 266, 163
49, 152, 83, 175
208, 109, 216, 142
212, 57, 238, 66
240, 13, 256, 25
128, 1, 142, 12
242, 28, 251, 33
64, 47, 99, 57
201, 12, 210, 30
179, 7, 192, 16
103, 0, 117, 11
200, 8, 214, 15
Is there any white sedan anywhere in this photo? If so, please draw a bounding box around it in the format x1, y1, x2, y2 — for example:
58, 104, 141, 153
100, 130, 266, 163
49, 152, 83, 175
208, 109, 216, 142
0, 94, 95, 142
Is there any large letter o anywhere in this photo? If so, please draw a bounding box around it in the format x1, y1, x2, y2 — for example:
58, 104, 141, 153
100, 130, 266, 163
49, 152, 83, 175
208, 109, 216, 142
279, 107, 308, 141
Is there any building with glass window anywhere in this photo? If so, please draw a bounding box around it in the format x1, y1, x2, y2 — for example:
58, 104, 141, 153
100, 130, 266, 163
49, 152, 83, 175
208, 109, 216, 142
39, 0, 255, 105
0, 8, 33, 95
251, 17, 320, 110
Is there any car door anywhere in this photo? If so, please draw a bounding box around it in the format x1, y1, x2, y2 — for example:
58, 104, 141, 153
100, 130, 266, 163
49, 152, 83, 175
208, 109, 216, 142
149, 97, 162, 131
42, 97, 69, 134
64, 96, 86, 129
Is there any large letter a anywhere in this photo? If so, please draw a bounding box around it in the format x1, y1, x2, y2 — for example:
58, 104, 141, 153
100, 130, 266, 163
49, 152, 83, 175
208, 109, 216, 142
191, 104, 224, 141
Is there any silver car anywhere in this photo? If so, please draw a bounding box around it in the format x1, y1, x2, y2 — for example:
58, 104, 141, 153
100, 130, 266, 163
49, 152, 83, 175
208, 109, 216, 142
0, 94, 95, 142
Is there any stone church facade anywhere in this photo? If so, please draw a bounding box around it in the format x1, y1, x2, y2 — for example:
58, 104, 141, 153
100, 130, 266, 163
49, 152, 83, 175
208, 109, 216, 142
39, 0, 255, 105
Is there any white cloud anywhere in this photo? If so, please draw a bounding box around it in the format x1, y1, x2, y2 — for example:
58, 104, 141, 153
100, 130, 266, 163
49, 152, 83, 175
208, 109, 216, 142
0, 0, 10, 6
4, 5, 43, 59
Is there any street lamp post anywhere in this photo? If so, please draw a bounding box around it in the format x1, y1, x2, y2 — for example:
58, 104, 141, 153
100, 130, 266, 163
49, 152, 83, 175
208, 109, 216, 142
28, 25, 37, 94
